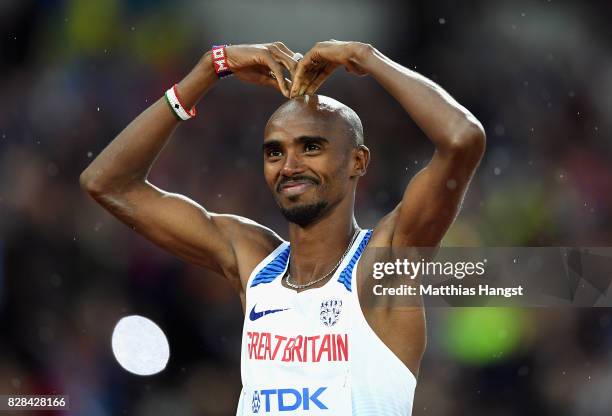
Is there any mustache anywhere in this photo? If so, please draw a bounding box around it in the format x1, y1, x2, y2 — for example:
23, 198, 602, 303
276, 175, 320, 191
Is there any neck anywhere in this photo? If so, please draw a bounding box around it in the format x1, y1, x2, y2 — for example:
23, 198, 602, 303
286, 194, 359, 286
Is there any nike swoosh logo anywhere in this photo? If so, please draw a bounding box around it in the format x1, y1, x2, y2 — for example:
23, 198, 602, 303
249, 304, 289, 321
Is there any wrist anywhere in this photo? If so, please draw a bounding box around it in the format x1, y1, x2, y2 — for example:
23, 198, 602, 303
175, 51, 218, 109
194, 51, 219, 85
350, 42, 377, 74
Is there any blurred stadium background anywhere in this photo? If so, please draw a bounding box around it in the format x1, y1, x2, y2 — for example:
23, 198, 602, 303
1, 0, 611, 415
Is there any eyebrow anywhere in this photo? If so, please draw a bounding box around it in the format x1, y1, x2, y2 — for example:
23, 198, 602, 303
262, 136, 330, 151
297, 135, 329, 145
262, 140, 281, 151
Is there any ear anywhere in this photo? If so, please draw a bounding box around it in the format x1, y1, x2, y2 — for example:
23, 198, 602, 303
351, 145, 370, 178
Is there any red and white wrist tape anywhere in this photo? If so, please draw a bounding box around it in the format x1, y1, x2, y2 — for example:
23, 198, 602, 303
164, 84, 197, 121
212, 45, 233, 78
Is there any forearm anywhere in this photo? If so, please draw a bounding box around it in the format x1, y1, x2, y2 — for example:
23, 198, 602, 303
358, 46, 484, 149
80, 52, 217, 194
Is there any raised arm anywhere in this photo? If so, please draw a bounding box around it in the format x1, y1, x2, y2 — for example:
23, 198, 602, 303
80, 43, 299, 294
291, 41, 486, 247
362, 45, 485, 247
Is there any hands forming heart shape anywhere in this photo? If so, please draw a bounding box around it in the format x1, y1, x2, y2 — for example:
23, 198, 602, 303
224, 40, 372, 99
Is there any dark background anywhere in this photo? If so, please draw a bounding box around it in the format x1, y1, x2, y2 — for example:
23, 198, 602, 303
1, 0, 611, 414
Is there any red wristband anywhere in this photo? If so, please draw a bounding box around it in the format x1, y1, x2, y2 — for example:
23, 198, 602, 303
211, 45, 233, 78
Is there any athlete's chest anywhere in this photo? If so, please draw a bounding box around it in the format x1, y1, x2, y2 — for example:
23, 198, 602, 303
245, 282, 353, 363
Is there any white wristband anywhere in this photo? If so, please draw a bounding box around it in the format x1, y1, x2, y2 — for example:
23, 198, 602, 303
164, 84, 196, 121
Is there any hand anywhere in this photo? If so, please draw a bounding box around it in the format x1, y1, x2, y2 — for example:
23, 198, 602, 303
225, 42, 301, 98
290, 40, 372, 98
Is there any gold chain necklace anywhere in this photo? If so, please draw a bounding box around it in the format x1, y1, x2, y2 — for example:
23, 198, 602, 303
284, 228, 360, 289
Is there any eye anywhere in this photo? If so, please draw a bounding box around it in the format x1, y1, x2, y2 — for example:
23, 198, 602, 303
304, 143, 321, 152
266, 149, 282, 159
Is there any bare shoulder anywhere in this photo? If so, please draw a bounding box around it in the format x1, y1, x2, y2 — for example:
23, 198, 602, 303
214, 214, 284, 292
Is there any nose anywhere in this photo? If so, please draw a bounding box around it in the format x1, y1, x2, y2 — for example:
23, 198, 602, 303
280, 151, 305, 176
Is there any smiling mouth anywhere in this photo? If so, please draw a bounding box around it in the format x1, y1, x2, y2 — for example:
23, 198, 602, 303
278, 180, 316, 196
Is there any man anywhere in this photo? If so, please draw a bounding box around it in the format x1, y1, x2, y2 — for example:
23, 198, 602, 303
80, 40, 485, 415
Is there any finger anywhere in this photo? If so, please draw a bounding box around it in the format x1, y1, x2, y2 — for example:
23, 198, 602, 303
261, 53, 289, 97
272, 41, 294, 56
305, 64, 337, 95
273, 42, 302, 63
298, 64, 324, 96
298, 58, 327, 96
260, 75, 282, 91
290, 52, 317, 98
269, 44, 298, 78
272, 42, 304, 66
269, 77, 293, 94
251, 71, 286, 92
269, 74, 294, 89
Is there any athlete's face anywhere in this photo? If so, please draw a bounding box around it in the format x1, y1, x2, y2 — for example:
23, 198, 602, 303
263, 111, 357, 226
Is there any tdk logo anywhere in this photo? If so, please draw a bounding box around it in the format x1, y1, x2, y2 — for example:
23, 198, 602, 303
251, 387, 327, 413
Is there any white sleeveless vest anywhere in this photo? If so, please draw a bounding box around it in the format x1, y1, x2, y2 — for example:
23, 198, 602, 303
236, 229, 416, 415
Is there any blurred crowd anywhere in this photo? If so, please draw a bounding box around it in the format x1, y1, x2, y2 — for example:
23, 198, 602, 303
1, 0, 611, 415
